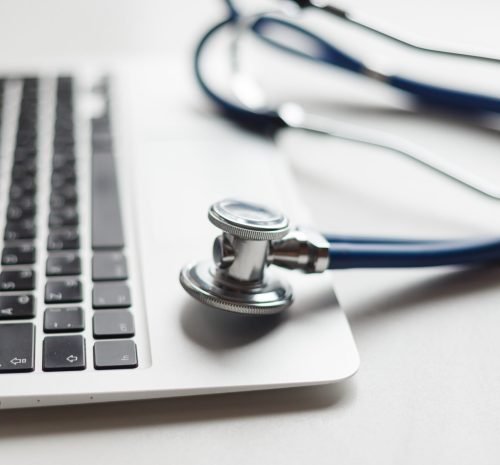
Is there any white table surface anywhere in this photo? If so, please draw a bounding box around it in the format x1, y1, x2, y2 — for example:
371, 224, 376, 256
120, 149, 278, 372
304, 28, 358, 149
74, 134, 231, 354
1, 1, 500, 464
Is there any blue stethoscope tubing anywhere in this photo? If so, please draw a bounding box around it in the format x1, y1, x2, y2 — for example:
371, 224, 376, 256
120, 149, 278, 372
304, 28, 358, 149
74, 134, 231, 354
194, 0, 500, 270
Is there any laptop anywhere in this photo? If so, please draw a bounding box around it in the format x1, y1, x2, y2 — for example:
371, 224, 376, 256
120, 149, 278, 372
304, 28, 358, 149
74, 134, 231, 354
0, 60, 359, 409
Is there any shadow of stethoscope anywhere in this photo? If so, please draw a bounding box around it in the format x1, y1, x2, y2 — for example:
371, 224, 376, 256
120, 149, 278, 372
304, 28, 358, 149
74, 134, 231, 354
180, 264, 500, 351
179, 279, 335, 350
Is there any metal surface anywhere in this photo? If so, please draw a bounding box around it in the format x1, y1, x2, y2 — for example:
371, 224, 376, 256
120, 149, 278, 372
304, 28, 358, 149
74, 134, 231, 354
179, 260, 293, 315
208, 198, 290, 241
270, 228, 330, 273
180, 199, 332, 314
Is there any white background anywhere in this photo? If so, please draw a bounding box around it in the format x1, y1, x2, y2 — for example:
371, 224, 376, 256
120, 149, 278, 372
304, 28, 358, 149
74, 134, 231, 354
0, 0, 500, 464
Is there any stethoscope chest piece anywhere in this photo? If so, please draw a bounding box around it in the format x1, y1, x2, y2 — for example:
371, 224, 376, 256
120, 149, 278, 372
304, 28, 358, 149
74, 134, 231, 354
179, 199, 295, 315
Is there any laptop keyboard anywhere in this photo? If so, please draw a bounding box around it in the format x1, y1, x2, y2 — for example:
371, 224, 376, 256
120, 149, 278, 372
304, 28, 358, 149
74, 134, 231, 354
0, 76, 139, 373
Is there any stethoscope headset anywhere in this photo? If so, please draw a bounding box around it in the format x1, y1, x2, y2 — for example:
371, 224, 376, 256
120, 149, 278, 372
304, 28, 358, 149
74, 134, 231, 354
179, 0, 500, 315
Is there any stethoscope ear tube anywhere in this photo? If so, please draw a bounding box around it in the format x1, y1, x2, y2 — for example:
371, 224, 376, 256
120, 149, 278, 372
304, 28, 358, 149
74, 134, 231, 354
251, 15, 500, 115
195, 2, 500, 199
193, 15, 286, 134
327, 237, 500, 269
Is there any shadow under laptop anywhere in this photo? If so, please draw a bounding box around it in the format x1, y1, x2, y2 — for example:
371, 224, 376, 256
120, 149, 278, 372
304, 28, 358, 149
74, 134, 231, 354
0, 380, 356, 438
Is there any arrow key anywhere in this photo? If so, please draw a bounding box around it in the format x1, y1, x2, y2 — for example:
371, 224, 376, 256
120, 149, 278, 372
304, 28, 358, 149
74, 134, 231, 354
44, 307, 84, 333
43, 335, 86, 371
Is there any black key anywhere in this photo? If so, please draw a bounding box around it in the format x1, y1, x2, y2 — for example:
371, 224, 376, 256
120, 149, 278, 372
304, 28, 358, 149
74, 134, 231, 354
92, 252, 128, 281
43, 335, 85, 371
50, 192, 77, 209
93, 309, 134, 338
6, 203, 36, 221
52, 153, 75, 170
12, 163, 37, 179
45, 279, 82, 303
9, 184, 34, 201
51, 171, 76, 188
13, 148, 37, 162
49, 208, 78, 227
44, 307, 84, 333
16, 132, 36, 147
52, 184, 77, 202
12, 176, 36, 192
0, 323, 35, 373
0, 295, 35, 319
93, 283, 131, 308
12, 195, 36, 211
46, 252, 81, 276
53, 139, 74, 153
0, 269, 35, 291
47, 228, 80, 250
92, 151, 124, 249
4, 220, 36, 241
2, 244, 36, 265
94, 340, 137, 370
52, 165, 76, 181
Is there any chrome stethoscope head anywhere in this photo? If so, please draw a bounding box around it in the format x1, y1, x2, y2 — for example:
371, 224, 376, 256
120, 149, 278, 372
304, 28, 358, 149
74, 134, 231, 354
179, 199, 329, 315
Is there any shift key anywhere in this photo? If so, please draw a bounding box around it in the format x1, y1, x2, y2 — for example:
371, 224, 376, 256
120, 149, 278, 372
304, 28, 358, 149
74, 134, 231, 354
0, 323, 35, 373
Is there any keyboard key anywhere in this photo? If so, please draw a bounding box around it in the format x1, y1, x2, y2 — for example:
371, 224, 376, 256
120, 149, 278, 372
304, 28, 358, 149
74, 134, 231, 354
12, 195, 36, 211
6, 203, 36, 221
94, 340, 138, 370
13, 148, 37, 162
49, 208, 79, 227
46, 252, 81, 276
0, 269, 35, 291
13, 176, 36, 192
44, 307, 84, 333
93, 309, 134, 338
50, 192, 77, 209
4, 220, 36, 240
47, 228, 80, 250
9, 184, 34, 201
45, 279, 82, 303
43, 335, 86, 371
92, 151, 124, 249
52, 184, 77, 202
52, 154, 75, 171
12, 161, 37, 178
0, 295, 35, 319
0, 323, 35, 373
92, 252, 128, 281
93, 283, 131, 308
2, 244, 36, 265
51, 171, 76, 188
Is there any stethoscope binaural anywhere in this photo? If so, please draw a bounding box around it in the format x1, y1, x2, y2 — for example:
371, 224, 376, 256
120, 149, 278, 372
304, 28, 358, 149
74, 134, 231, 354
180, 1, 500, 315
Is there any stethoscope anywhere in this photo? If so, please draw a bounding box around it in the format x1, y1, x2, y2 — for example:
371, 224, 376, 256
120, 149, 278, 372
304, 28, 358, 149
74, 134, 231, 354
179, 0, 500, 315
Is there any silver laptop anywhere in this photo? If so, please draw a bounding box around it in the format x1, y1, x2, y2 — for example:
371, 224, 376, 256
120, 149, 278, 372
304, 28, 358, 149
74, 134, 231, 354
0, 61, 359, 409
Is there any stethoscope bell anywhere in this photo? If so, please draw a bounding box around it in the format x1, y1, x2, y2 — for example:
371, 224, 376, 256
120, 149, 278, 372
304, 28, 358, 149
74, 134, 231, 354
179, 199, 294, 315
179, 199, 330, 315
